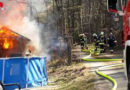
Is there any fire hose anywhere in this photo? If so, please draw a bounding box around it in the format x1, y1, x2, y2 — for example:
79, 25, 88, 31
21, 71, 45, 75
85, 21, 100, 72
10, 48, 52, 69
82, 55, 122, 90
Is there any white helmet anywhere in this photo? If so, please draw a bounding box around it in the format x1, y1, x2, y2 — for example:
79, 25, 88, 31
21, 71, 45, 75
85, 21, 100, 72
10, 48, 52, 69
93, 33, 97, 37
101, 32, 104, 35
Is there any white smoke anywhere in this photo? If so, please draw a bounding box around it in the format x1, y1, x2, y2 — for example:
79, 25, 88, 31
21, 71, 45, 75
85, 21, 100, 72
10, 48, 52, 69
17, 17, 41, 55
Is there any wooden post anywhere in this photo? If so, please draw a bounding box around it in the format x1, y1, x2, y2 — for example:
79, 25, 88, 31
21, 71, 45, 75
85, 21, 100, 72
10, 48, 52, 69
64, 35, 73, 65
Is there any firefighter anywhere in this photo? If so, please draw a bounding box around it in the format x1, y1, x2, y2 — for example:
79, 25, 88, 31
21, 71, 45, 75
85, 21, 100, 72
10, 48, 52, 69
92, 33, 99, 50
93, 33, 98, 42
92, 33, 101, 55
108, 32, 116, 53
79, 34, 85, 49
99, 32, 106, 53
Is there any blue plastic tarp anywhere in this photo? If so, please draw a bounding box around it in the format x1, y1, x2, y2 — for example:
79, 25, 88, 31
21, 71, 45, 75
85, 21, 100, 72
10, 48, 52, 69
0, 57, 48, 90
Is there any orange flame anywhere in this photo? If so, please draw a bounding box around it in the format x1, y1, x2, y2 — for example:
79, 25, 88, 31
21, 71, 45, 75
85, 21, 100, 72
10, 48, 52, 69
3, 38, 13, 49
3, 39, 9, 49
0, 27, 16, 50
0, 27, 18, 37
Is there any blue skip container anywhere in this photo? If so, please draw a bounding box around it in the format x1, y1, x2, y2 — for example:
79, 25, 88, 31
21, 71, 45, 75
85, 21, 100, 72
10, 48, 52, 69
0, 57, 48, 90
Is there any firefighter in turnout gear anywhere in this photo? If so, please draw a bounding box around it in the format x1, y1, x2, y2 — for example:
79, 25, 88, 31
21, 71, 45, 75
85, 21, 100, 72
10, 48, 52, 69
108, 32, 116, 53
99, 32, 106, 53
79, 34, 86, 49
93, 33, 99, 51
92, 33, 100, 55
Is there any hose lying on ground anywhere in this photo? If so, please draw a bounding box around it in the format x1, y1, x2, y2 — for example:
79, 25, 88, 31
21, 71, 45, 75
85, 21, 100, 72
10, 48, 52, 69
82, 58, 121, 62
82, 56, 122, 90
95, 69, 117, 90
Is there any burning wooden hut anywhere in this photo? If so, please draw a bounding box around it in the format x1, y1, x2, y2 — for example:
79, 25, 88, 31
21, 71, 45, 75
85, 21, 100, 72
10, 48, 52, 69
0, 26, 30, 57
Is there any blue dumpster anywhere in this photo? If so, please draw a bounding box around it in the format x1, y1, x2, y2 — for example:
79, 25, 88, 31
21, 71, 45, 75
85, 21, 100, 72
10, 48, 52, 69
0, 57, 48, 90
